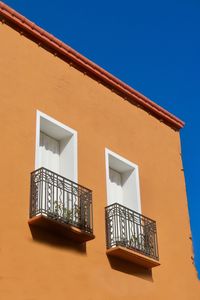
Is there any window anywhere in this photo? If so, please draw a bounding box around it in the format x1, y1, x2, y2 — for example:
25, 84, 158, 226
35, 110, 77, 182
105, 148, 141, 213
105, 149, 159, 267
29, 111, 94, 241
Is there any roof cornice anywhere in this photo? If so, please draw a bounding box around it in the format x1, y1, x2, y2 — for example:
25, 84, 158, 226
0, 1, 185, 130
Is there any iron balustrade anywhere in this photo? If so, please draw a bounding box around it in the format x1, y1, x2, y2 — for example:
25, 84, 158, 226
30, 167, 93, 234
105, 203, 159, 260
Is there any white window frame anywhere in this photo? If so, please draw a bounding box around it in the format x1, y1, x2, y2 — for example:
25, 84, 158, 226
35, 110, 78, 182
105, 148, 141, 213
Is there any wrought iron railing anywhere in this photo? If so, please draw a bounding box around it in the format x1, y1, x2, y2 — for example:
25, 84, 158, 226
105, 203, 159, 260
30, 167, 93, 234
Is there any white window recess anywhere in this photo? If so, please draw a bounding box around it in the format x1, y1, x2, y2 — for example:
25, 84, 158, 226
105, 148, 141, 213
35, 110, 77, 182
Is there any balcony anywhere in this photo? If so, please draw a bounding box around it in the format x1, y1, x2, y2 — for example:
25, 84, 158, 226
105, 203, 160, 268
28, 167, 94, 243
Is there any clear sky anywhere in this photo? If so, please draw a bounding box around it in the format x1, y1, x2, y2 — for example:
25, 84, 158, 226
2, 0, 200, 276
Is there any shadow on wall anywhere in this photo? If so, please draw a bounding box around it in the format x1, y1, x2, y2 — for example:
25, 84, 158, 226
29, 225, 87, 254
107, 255, 153, 282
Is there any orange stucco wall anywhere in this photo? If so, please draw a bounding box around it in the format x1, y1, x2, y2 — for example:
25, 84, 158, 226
0, 22, 199, 300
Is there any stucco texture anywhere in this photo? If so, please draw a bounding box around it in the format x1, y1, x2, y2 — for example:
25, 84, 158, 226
0, 22, 199, 300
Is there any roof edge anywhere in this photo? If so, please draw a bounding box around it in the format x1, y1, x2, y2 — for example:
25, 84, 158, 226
0, 1, 185, 130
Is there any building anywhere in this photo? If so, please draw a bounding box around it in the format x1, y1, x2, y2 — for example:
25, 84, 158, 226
0, 1, 199, 299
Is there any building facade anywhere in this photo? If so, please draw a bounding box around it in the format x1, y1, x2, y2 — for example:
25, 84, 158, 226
0, 2, 199, 299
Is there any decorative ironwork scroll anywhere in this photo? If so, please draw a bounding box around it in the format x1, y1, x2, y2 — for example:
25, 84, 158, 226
30, 167, 93, 234
105, 203, 159, 260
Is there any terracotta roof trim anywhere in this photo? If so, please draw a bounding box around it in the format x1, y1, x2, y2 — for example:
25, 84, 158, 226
0, 1, 185, 130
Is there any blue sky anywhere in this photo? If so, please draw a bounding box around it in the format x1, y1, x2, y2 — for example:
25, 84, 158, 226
3, 0, 200, 276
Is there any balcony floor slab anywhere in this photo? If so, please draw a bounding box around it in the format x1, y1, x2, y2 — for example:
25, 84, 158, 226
28, 215, 95, 243
106, 246, 160, 268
